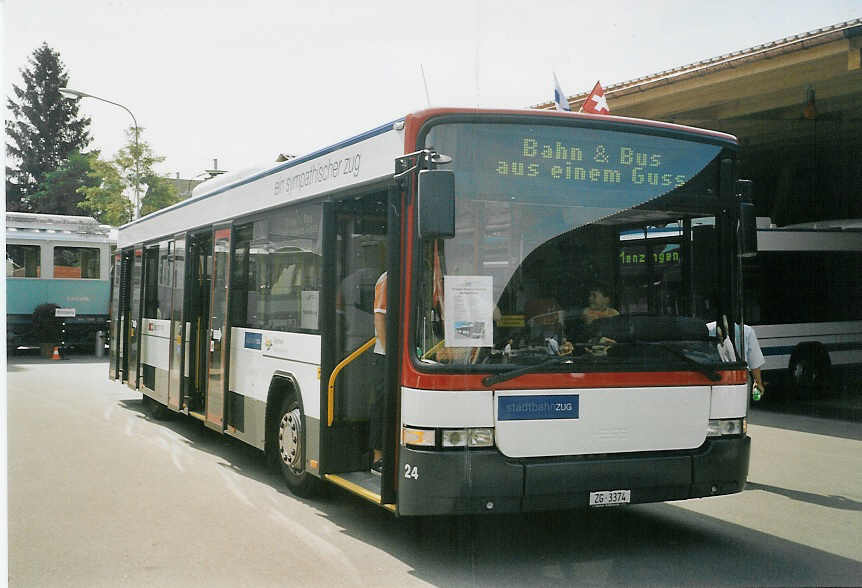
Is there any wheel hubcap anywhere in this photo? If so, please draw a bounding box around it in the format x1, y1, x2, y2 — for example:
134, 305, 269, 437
278, 408, 303, 474
794, 360, 819, 387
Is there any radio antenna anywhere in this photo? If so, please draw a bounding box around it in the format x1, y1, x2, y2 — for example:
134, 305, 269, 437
420, 64, 432, 108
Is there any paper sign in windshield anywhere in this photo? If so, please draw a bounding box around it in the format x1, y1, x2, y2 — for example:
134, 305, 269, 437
444, 275, 493, 347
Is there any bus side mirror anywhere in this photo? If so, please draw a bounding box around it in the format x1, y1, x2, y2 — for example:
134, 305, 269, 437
737, 179, 757, 258
418, 170, 455, 239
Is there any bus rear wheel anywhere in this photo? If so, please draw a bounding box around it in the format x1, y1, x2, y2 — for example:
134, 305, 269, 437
789, 345, 830, 398
277, 397, 319, 498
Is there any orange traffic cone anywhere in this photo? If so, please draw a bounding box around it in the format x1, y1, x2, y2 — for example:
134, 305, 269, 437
51, 346, 61, 360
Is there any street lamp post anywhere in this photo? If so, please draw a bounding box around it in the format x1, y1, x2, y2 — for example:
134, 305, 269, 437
59, 88, 141, 219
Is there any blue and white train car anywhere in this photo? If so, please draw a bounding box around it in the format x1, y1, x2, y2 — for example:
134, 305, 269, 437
6, 212, 114, 351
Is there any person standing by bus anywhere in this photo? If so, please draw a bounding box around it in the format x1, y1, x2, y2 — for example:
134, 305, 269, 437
708, 320, 766, 400
370, 271, 387, 473
739, 323, 766, 399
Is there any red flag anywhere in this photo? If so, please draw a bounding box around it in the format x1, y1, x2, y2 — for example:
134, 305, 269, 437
580, 81, 610, 115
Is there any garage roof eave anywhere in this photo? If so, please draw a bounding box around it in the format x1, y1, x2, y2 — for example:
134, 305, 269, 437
534, 18, 862, 111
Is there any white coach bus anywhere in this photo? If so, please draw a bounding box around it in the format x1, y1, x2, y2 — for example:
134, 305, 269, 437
109, 107, 756, 515
744, 220, 862, 393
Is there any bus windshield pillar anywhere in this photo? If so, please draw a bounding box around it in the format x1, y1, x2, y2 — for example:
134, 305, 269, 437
381, 185, 402, 504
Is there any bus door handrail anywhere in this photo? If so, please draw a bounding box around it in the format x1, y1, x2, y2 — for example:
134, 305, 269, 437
327, 336, 377, 426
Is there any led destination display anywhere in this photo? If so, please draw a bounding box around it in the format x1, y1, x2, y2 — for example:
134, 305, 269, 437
497, 136, 689, 189
427, 123, 723, 211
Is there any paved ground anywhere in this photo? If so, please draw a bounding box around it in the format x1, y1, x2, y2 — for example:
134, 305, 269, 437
7, 356, 862, 587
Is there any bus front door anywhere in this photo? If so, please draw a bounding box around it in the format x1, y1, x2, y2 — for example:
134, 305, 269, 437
323, 193, 388, 476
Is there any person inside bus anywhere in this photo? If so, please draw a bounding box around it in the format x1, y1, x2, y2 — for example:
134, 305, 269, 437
582, 283, 619, 324
370, 270, 387, 474
707, 319, 766, 399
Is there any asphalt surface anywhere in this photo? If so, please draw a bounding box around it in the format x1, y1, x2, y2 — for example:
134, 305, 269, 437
7, 355, 862, 587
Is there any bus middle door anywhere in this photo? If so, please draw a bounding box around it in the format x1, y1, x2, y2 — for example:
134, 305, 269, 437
204, 225, 232, 432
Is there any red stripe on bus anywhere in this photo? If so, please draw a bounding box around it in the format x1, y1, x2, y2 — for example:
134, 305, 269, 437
401, 369, 748, 391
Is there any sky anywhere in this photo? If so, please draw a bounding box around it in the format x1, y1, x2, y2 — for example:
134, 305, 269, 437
3, 0, 861, 180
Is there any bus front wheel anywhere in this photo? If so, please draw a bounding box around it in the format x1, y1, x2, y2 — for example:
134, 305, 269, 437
277, 397, 319, 498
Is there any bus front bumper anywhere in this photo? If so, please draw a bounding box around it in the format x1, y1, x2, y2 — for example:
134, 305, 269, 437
396, 436, 750, 516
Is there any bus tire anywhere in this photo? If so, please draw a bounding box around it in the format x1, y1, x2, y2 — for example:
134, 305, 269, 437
276, 396, 319, 498
789, 345, 830, 397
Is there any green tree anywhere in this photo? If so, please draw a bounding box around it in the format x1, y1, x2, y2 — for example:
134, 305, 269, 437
114, 125, 180, 217
28, 151, 101, 215
77, 125, 179, 224
6, 43, 91, 212
140, 174, 180, 216
114, 125, 161, 214
77, 158, 133, 226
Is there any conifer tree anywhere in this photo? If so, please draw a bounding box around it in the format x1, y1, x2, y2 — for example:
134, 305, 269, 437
6, 43, 91, 211
29, 151, 101, 215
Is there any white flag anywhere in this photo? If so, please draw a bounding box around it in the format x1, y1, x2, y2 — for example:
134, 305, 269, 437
553, 73, 571, 112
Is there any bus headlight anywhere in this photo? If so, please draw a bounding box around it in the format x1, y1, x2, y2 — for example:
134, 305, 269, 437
403, 426, 495, 449
442, 429, 467, 447
442, 428, 495, 447
707, 418, 746, 437
468, 428, 494, 447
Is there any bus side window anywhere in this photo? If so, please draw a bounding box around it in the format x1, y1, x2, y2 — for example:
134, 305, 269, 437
235, 203, 322, 333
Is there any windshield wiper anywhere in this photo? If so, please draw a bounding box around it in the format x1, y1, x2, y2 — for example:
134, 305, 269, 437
482, 356, 577, 387
481, 341, 724, 387
626, 340, 723, 381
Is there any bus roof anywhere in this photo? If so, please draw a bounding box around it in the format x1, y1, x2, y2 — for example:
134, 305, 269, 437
117, 107, 739, 249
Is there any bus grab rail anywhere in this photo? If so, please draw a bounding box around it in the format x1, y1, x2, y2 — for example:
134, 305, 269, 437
328, 336, 377, 426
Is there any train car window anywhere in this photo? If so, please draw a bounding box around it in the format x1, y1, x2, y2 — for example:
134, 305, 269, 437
53, 246, 100, 279
6, 244, 41, 277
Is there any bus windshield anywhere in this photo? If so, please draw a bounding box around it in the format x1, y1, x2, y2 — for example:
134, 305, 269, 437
413, 121, 737, 371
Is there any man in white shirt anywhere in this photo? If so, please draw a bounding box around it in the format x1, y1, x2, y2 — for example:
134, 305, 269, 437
707, 320, 766, 397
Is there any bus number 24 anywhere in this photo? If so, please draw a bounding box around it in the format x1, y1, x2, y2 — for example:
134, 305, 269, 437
404, 464, 419, 480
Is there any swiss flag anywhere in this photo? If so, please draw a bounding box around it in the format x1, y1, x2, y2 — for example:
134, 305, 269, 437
581, 81, 610, 114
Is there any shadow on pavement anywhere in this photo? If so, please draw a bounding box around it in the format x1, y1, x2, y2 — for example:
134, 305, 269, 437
313, 495, 862, 587
745, 481, 862, 511
110, 395, 862, 587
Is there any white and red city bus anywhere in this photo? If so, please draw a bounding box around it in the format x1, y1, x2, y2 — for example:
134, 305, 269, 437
109, 107, 753, 515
